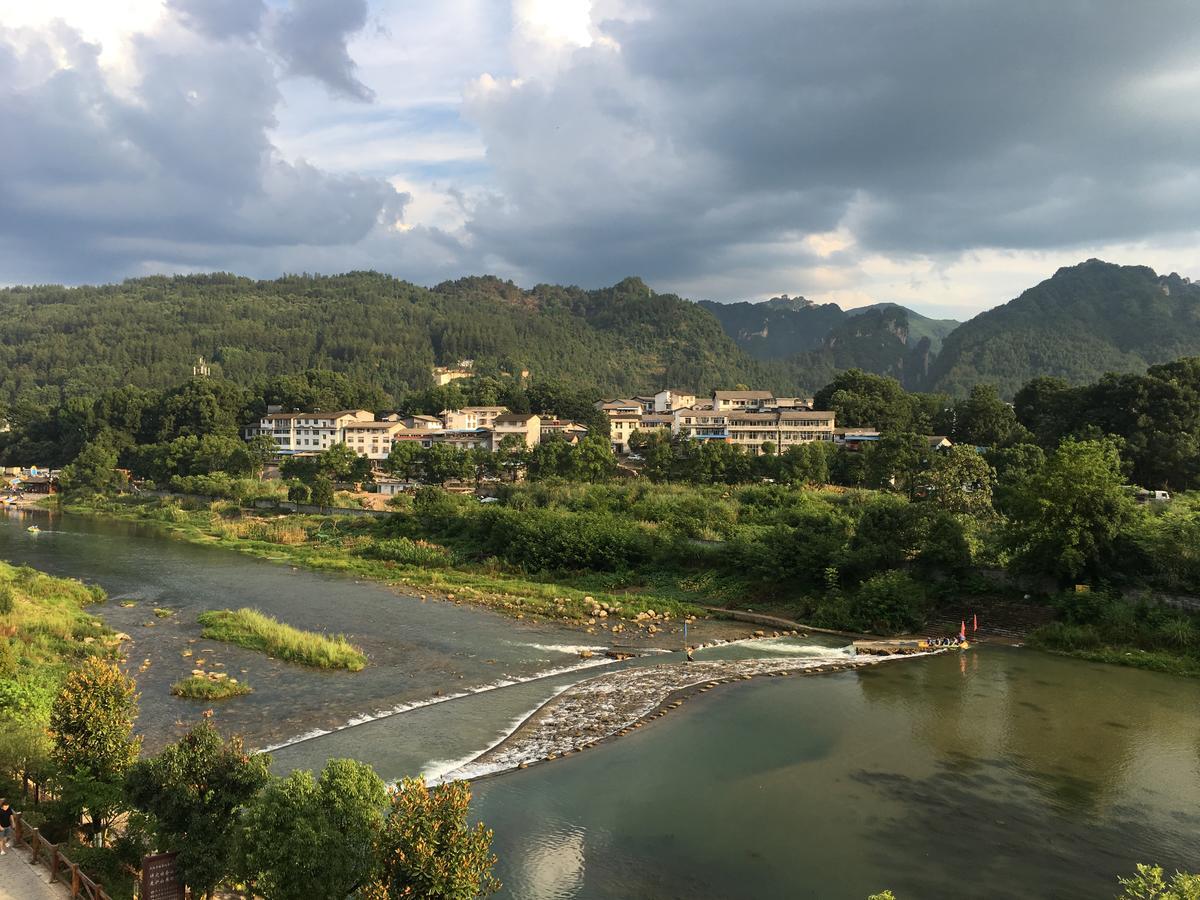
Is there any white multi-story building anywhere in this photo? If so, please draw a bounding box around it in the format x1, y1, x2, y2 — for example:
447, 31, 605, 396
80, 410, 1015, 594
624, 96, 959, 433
441, 406, 509, 430
674, 406, 836, 454
653, 389, 697, 413
258, 410, 375, 454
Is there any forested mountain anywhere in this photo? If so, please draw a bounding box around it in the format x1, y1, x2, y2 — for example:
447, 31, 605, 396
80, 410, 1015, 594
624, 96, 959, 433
699, 296, 957, 362
697, 295, 847, 358
926, 260, 1200, 397
0, 272, 803, 408
699, 295, 957, 388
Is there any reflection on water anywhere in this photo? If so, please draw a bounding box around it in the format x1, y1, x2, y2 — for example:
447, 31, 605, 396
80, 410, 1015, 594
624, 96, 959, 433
473, 647, 1200, 899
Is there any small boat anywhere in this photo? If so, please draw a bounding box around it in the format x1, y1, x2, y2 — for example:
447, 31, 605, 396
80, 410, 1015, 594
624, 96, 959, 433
26, 525, 40, 534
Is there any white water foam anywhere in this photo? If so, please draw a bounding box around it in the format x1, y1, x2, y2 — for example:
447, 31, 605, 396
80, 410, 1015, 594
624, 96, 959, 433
255, 656, 617, 755
516, 642, 611, 656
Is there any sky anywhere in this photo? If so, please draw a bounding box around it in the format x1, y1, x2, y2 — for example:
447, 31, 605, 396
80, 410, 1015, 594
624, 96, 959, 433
2, 1, 1200, 319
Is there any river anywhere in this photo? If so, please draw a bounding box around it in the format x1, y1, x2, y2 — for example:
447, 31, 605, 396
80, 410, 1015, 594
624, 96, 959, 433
3, 508, 1198, 898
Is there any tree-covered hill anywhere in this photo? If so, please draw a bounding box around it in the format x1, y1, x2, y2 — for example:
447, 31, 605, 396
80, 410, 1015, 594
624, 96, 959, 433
699, 295, 957, 388
697, 295, 847, 358
925, 260, 1200, 397
0, 272, 805, 407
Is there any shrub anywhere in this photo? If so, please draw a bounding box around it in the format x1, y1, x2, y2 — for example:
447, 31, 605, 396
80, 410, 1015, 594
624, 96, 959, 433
0, 584, 12, 616
359, 538, 453, 568
848, 571, 930, 635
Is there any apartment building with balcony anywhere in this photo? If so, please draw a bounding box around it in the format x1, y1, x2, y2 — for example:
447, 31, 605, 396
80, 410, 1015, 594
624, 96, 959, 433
258, 410, 374, 454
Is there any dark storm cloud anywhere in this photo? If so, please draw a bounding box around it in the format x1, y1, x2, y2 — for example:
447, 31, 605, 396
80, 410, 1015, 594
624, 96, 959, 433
0, 18, 407, 284
270, 0, 375, 102
463, 0, 1200, 286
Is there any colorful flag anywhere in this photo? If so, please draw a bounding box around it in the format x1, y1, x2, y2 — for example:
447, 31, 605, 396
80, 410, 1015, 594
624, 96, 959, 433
959, 620, 966, 641
973, 613, 978, 633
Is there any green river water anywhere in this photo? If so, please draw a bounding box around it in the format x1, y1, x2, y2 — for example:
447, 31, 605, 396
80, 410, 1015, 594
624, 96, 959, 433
2, 508, 1197, 899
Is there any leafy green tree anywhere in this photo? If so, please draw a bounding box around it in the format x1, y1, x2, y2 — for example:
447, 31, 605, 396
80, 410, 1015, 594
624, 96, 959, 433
813, 370, 915, 432
49, 658, 141, 837
126, 721, 270, 900
568, 435, 616, 482
919, 445, 996, 517
58, 440, 121, 495
240, 758, 387, 900
421, 444, 471, 486
287, 480, 312, 504
863, 432, 927, 495
310, 474, 335, 507
1003, 439, 1136, 582
628, 430, 672, 481
496, 433, 528, 483
385, 441, 421, 479
370, 776, 500, 900
950, 384, 1026, 447
1117, 863, 1200, 899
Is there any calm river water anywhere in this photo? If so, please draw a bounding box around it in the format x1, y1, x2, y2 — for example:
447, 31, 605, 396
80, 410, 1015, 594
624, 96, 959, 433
2, 508, 1197, 899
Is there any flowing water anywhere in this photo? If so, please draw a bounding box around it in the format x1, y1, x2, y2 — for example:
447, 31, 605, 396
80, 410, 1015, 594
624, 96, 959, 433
3, 508, 1198, 898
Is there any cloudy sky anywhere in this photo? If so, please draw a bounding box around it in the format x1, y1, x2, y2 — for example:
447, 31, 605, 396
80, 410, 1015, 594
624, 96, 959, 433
2, 0, 1199, 318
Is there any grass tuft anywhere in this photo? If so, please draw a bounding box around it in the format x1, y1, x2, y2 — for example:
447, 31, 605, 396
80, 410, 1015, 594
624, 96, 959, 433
171, 674, 252, 700
197, 607, 367, 671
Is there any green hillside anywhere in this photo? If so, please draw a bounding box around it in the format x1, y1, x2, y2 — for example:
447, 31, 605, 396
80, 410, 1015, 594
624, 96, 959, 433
926, 260, 1200, 397
0, 273, 807, 407
697, 296, 846, 358
848, 303, 959, 355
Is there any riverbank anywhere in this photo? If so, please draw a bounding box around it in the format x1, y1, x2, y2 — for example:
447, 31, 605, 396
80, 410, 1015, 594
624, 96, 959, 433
0, 559, 122, 731
51, 497, 763, 651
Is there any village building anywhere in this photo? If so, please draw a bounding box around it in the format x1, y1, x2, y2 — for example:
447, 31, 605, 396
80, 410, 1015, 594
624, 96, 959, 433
491, 413, 542, 450
257, 410, 375, 454
441, 406, 509, 430
653, 389, 697, 413
540, 419, 590, 444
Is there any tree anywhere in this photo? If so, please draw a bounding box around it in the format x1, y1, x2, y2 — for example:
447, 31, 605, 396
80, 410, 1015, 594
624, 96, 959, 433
127, 721, 270, 900
813, 370, 915, 432
1003, 439, 1137, 582
863, 432, 927, 495
950, 384, 1026, 448
496, 433, 528, 483
371, 777, 500, 900
240, 759, 386, 900
385, 441, 421, 480
421, 444, 471, 486
1117, 863, 1200, 900
568, 435, 616, 482
919, 445, 996, 517
58, 440, 121, 495
49, 658, 141, 838
310, 474, 335, 507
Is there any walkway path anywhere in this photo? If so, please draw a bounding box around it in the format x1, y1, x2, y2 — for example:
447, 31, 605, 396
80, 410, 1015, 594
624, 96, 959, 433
0, 846, 65, 900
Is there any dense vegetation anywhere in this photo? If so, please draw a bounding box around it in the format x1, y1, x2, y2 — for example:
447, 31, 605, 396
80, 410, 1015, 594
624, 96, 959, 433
928, 260, 1200, 397
703, 298, 959, 389
0, 272, 802, 411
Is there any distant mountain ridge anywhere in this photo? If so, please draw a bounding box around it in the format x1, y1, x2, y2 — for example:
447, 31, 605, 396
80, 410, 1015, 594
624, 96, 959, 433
925, 260, 1200, 397
699, 295, 958, 388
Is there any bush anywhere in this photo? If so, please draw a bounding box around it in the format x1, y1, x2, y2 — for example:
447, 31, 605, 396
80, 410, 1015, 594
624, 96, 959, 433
359, 538, 453, 568
0, 584, 12, 616
847, 571, 930, 635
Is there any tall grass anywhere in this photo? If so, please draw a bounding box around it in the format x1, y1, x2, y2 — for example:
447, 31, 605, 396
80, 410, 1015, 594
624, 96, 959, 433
0, 562, 116, 724
197, 608, 367, 671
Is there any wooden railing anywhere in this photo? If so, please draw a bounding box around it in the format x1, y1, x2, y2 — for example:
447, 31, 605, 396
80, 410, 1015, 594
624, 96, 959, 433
12, 813, 113, 900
